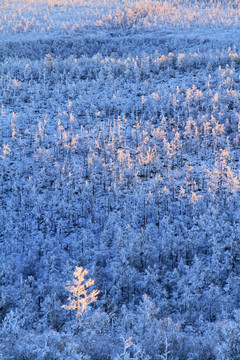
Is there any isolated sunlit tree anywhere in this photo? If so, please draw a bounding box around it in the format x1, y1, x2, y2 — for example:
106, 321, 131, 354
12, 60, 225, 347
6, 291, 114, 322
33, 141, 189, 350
62, 266, 100, 317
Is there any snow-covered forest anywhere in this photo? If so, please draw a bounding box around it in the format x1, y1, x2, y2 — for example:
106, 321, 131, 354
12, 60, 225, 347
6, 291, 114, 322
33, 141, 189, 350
1, 0, 240, 358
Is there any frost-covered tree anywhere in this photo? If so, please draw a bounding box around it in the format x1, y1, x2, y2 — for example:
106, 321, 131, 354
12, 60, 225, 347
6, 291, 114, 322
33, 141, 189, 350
62, 266, 100, 318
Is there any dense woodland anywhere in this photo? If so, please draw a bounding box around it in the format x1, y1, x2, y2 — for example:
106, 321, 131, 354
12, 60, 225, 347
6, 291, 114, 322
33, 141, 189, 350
1, 0, 240, 359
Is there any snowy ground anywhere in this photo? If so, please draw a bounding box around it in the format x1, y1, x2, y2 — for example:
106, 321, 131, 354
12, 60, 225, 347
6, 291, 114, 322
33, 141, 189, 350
1, 1, 240, 359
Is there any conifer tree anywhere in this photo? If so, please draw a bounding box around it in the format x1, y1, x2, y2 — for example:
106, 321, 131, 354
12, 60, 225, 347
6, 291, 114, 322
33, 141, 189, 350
62, 266, 100, 317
